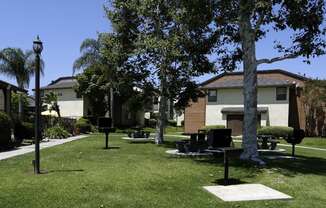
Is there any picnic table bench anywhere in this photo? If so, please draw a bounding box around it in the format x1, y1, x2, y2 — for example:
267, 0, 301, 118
205, 147, 243, 185
257, 135, 279, 150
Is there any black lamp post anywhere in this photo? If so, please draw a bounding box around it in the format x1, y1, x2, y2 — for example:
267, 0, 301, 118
33, 36, 43, 174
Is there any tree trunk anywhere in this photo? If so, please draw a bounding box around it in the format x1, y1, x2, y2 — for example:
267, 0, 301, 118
18, 83, 24, 120
155, 68, 167, 144
239, 4, 264, 164
56, 105, 61, 119
110, 87, 114, 128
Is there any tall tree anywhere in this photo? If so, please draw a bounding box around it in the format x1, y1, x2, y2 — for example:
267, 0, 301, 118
108, 0, 216, 144
74, 34, 148, 124
75, 66, 109, 118
212, 0, 325, 163
0, 48, 44, 119
73, 36, 116, 124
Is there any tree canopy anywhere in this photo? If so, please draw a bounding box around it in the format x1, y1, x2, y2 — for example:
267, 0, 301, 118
208, 0, 326, 163
107, 0, 217, 143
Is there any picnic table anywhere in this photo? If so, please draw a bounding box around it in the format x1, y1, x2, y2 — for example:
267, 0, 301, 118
205, 147, 243, 185
257, 135, 279, 150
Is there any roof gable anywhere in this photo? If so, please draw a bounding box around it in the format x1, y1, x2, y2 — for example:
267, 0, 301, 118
41, 76, 77, 90
201, 69, 308, 89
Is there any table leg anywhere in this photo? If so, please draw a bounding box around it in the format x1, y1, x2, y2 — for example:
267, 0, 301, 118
224, 153, 229, 185
105, 132, 109, 149
262, 138, 269, 149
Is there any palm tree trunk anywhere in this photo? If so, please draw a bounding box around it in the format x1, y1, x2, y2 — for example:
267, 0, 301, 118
18, 83, 24, 120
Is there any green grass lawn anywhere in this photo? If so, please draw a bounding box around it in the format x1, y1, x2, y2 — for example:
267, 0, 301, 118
0, 134, 325, 208
279, 137, 326, 149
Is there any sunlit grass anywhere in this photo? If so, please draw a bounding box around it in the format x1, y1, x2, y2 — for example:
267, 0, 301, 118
0, 133, 325, 208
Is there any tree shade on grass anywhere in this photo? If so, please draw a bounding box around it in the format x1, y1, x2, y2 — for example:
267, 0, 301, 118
0, 134, 325, 208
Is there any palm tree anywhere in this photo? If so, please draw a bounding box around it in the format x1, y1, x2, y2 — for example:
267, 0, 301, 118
0, 48, 44, 119
73, 38, 101, 74
73, 37, 116, 126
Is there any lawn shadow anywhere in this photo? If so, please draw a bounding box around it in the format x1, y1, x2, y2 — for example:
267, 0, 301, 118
160, 140, 177, 149
46, 169, 85, 174
213, 178, 247, 185
263, 154, 326, 177
102, 146, 121, 150
194, 151, 326, 177
48, 169, 85, 173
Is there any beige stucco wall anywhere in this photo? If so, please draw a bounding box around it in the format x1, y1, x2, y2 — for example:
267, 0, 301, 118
42, 88, 85, 119
205, 87, 289, 127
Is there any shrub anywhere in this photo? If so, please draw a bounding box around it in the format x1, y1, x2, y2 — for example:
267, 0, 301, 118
41, 116, 76, 134
74, 117, 92, 134
57, 118, 76, 134
257, 126, 294, 138
14, 122, 34, 145
168, 120, 177, 127
181, 120, 184, 126
0, 112, 12, 148
199, 125, 226, 131
45, 125, 70, 139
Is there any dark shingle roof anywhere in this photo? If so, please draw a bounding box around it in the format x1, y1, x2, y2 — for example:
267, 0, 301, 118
200, 69, 308, 87
40, 76, 77, 90
203, 77, 293, 89
0, 80, 27, 92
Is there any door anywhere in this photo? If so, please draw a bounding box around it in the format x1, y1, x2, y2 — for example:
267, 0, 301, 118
227, 115, 243, 136
227, 114, 262, 136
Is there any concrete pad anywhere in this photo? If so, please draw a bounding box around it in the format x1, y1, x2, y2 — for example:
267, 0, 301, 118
258, 148, 286, 153
166, 149, 212, 157
203, 184, 292, 202
122, 137, 154, 142
264, 155, 297, 160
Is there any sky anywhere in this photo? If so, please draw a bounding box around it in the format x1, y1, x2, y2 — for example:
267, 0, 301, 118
0, 0, 325, 93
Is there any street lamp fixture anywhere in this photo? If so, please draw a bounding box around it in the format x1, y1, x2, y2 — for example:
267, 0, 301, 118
33, 36, 43, 174
33, 36, 43, 54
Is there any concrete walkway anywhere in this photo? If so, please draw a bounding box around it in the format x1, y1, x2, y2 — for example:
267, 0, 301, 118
0, 135, 88, 161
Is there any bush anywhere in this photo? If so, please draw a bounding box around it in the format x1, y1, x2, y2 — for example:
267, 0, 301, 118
199, 125, 226, 131
257, 126, 293, 138
41, 116, 76, 134
181, 120, 184, 126
14, 122, 34, 145
0, 112, 12, 148
168, 120, 177, 127
74, 118, 92, 134
45, 125, 70, 139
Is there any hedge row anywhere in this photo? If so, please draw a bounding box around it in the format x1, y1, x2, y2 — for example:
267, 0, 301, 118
257, 126, 294, 138
199, 125, 226, 131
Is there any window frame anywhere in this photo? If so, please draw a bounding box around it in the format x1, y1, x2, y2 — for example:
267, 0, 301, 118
207, 89, 217, 102
276, 87, 287, 101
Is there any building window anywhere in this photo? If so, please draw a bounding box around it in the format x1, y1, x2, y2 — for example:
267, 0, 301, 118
207, 89, 217, 102
276, 87, 287, 101
57, 92, 63, 97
